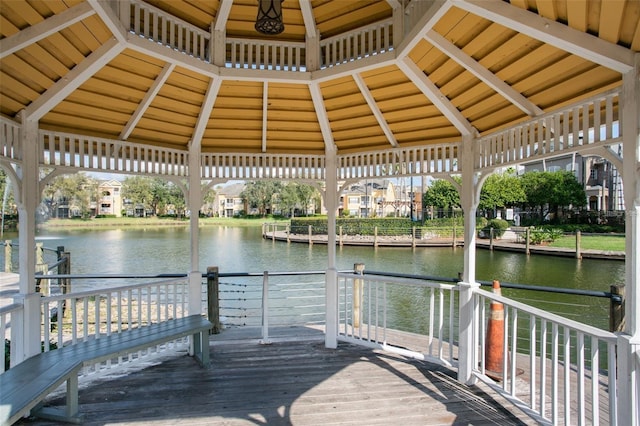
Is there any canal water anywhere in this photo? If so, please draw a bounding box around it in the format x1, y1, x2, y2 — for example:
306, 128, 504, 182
4, 225, 626, 330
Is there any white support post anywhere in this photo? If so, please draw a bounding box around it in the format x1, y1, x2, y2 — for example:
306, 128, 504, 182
305, 29, 320, 72
187, 150, 202, 317
617, 53, 640, 426
324, 151, 339, 349
457, 134, 481, 385
14, 111, 41, 363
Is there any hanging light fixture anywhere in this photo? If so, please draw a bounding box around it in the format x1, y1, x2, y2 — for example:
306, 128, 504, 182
255, 0, 284, 35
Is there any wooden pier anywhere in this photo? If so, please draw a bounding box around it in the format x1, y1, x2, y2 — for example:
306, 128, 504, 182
15, 326, 537, 426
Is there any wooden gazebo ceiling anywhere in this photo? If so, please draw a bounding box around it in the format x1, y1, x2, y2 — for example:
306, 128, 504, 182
0, 0, 638, 157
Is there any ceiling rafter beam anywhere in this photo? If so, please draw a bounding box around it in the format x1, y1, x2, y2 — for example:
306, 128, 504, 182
86, 0, 127, 43
120, 63, 176, 140
0, 2, 96, 59
451, 0, 635, 73
127, 35, 219, 79
262, 82, 268, 152
299, 0, 317, 39
191, 78, 222, 150
25, 37, 124, 122
425, 30, 543, 117
395, 0, 451, 58
214, 0, 234, 31
309, 83, 336, 154
353, 74, 398, 148
385, 0, 401, 9
397, 56, 475, 136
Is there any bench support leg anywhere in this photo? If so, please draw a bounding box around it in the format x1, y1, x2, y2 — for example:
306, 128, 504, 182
33, 374, 82, 424
192, 331, 210, 368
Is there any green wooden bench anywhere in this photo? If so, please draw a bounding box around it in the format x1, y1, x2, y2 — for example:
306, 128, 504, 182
0, 315, 211, 425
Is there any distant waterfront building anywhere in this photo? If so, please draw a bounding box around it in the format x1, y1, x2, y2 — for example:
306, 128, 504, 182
94, 180, 123, 217
522, 148, 624, 212
215, 183, 247, 217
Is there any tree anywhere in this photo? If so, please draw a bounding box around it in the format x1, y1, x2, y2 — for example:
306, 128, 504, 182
278, 183, 299, 217
0, 168, 16, 217
520, 170, 586, 222
479, 169, 526, 217
202, 185, 217, 216
423, 178, 460, 214
241, 181, 282, 217
122, 176, 153, 215
42, 173, 95, 218
166, 183, 186, 217
296, 184, 318, 216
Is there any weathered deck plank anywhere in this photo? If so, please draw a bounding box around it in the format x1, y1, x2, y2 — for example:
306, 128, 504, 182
16, 330, 537, 426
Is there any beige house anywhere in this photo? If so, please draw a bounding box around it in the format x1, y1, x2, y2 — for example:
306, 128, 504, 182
214, 183, 247, 218
94, 180, 123, 217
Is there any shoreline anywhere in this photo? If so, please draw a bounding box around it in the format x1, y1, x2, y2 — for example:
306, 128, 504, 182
263, 230, 625, 261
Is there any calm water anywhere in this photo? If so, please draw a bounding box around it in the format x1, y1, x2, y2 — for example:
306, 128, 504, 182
4, 226, 625, 330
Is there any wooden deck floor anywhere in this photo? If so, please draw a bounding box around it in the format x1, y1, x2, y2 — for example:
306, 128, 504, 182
16, 327, 537, 426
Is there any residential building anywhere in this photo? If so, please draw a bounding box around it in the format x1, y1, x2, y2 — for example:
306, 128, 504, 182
522, 149, 624, 212
215, 183, 247, 217
94, 180, 123, 217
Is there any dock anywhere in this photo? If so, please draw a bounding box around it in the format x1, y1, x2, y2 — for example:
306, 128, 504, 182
263, 230, 625, 260
15, 326, 537, 426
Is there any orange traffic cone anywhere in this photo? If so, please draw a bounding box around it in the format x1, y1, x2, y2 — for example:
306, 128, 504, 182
485, 280, 504, 376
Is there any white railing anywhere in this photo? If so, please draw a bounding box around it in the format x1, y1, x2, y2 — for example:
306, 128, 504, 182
337, 143, 461, 180
476, 88, 621, 169
337, 271, 458, 367
40, 279, 189, 374
320, 19, 394, 69
127, 0, 211, 62
217, 271, 327, 342
473, 288, 617, 425
226, 38, 306, 72
0, 117, 22, 162
0, 303, 22, 373
201, 152, 326, 180
40, 131, 188, 177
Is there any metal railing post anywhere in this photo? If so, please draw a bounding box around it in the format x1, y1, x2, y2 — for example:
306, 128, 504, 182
260, 271, 271, 344
207, 266, 221, 334
353, 263, 365, 328
4, 240, 11, 272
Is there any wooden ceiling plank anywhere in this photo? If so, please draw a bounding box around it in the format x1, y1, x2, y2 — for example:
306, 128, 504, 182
535, 0, 558, 21
453, 0, 634, 73
598, 0, 626, 44
566, 0, 588, 32
0, 2, 95, 59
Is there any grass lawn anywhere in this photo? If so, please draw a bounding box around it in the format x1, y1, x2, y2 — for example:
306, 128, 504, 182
548, 234, 625, 251
39, 216, 289, 229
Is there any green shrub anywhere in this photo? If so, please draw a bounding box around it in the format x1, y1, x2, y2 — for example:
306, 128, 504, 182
482, 218, 509, 237
529, 227, 564, 245
290, 218, 413, 236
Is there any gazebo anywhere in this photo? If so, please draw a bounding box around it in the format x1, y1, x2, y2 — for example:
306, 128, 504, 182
0, 0, 638, 423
